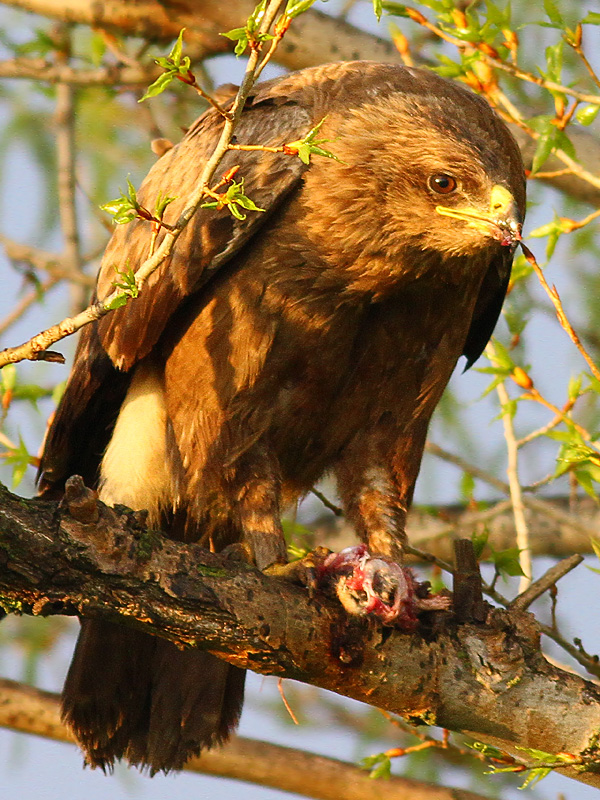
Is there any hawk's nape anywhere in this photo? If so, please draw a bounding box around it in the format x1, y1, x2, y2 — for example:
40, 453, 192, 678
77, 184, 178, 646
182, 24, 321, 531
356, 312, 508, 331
39, 61, 525, 773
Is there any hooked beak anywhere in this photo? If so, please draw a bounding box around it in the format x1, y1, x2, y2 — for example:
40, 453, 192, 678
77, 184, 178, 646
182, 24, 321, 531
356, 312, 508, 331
435, 184, 522, 248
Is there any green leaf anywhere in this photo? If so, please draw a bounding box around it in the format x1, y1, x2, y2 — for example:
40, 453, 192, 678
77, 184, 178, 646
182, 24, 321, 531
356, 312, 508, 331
221, 27, 248, 41
202, 179, 265, 221
531, 128, 556, 174
89, 31, 107, 67
582, 12, 600, 25
493, 547, 525, 578
503, 305, 529, 337
544, 40, 563, 83
555, 129, 576, 160
510, 254, 533, 284
519, 767, 552, 789
231, 193, 263, 212
487, 339, 514, 372
576, 105, 600, 126
1, 363, 16, 393
360, 753, 392, 780
226, 179, 265, 219
528, 212, 568, 258
290, 117, 344, 165
139, 71, 177, 102
574, 468, 599, 500
382, 2, 410, 16
4, 434, 32, 488
221, 31, 245, 54
543, 0, 564, 27
101, 180, 140, 224
113, 266, 139, 295
373, 0, 383, 20
105, 293, 129, 310
471, 528, 489, 560
13, 383, 53, 410
460, 470, 475, 500
14, 29, 56, 57
467, 741, 508, 760
169, 28, 186, 67
106, 265, 139, 309
139, 30, 192, 100
155, 193, 177, 218
568, 374, 583, 401
51, 381, 66, 406
286, 0, 320, 18
248, 0, 268, 30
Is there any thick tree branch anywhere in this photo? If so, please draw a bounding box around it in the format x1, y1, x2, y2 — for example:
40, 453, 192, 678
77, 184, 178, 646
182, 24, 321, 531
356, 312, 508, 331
0, 480, 600, 787
0, 679, 494, 800
2, 0, 600, 207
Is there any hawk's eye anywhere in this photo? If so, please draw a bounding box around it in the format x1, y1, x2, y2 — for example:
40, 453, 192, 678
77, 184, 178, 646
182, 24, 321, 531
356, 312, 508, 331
428, 174, 457, 194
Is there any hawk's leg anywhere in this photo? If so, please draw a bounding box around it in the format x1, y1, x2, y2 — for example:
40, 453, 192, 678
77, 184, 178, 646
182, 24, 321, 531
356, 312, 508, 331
319, 420, 440, 624
233, 446, 288, 571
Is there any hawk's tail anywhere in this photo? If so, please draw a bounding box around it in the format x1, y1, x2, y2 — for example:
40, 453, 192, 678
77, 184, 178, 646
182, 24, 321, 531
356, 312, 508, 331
61, 618, 245, 774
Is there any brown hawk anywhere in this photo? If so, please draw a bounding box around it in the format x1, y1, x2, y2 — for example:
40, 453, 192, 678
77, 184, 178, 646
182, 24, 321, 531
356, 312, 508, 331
39, 61, 525, 773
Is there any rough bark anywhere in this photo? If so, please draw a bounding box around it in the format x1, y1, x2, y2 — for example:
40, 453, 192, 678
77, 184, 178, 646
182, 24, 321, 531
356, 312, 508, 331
2, 0, 599, 207
0, 481, 599, 788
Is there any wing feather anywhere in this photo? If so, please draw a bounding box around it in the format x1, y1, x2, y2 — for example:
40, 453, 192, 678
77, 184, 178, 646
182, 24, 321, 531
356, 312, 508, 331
96, 97, 313, 370
39, 83, 318, 492
462, 247, 513, 369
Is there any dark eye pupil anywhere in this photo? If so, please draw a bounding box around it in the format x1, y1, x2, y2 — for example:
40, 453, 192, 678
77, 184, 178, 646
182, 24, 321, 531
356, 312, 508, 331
429, 174, 457, 194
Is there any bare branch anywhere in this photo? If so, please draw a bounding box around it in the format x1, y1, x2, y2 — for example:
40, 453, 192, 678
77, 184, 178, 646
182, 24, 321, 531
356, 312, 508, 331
511, 554, 583, 611
0, 277, 58, 337
0, 234, 95, 286
494, 371, 532, 590
53, 24, 85, 313
0, 57, 166, 85
0, 679, 495, 800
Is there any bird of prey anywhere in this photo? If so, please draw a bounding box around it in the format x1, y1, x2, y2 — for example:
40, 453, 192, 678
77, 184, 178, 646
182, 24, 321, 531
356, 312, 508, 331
39, 60, 525, 774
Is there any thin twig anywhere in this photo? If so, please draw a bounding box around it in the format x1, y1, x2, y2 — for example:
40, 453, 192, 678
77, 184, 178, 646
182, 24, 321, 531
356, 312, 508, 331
519, 386, 592, 443
425, 442, 509, 493
523, 495, 598, 540
539, 622, 600, 679
0, 278, 59, 338
403, 7, 600, 105
54, 25, 85, 314
409, 499, 514, 546
520, 242, 600, 384
277, 678, 299, 725
528, 168, 575, 180
570, 32, 600, 93
0, 235, 95, 286
310, 488, 343, 517
493, 367, 532, 591
0, 58, 164, 86
516, 398, 576, 447
511, 554, 583, 610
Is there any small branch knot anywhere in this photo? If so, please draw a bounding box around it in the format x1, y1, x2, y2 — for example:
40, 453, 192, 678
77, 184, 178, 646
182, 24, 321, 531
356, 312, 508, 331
62, 475, 99, 524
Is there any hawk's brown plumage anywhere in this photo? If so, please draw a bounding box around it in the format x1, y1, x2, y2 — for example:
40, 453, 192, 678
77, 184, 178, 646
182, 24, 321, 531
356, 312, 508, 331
39, 61, 525, 773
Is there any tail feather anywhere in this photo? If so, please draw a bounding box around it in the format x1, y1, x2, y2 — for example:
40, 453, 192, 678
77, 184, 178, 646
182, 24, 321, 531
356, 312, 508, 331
62, 619, 245, 773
